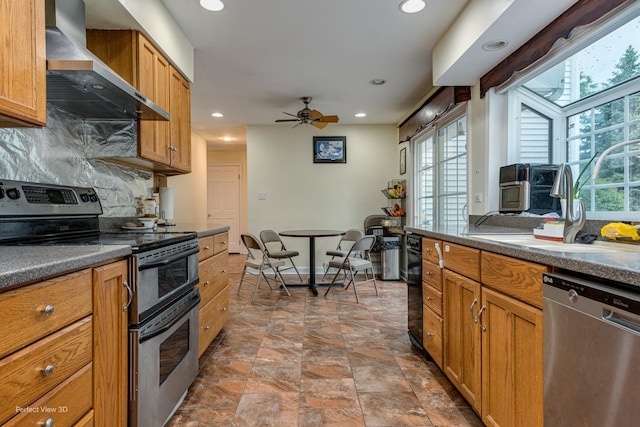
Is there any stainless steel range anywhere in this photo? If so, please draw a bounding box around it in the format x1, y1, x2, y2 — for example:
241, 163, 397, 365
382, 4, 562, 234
0, 179, 200, 427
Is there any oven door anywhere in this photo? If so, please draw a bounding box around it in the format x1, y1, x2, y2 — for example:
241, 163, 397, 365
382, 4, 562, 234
131, 241, 200, 324
129, 289, 200, 427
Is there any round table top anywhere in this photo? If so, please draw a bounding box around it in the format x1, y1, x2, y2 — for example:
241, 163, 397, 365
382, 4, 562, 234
279, 229, 345, 238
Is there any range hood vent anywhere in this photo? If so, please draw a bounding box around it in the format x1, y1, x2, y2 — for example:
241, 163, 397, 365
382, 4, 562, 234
45, 0, 169, 121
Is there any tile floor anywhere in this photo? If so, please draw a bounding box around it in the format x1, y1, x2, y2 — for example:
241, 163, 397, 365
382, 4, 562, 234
167, 254, 483, 427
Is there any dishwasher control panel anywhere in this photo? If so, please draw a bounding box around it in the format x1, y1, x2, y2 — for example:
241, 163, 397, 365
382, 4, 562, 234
543, 272, 640, 316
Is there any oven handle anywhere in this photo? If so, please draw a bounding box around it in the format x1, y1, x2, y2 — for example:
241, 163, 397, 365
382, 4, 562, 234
139, 292, 201, 343
138, 247, 200, 271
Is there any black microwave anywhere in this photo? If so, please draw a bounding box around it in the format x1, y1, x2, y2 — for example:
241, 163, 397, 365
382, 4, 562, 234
499, 163, 561, 214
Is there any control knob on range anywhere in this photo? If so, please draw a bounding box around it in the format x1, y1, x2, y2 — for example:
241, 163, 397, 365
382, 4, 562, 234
89, 194, 98, 202
6, 188, 20, 200
80, 193, 89, 202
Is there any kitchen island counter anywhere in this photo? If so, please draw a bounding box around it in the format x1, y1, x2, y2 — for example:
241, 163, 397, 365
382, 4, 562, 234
0, 245, 131, 290
406, 224, 640, 287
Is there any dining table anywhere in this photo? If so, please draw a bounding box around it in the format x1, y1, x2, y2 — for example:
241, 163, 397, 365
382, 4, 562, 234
279, 229, 345, 296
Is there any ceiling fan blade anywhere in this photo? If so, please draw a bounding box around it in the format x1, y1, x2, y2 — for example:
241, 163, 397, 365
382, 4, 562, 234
318, 115, 339, 123
283, 112, 299, 118
309, 109, 323, 120
312, 121, 328, 129
275, 119, 301, 123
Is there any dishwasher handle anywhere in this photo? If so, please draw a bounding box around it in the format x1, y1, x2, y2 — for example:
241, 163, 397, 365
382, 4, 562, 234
603, 309, 640, 334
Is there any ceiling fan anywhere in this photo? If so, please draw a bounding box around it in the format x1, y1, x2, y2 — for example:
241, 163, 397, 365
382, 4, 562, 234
275, 96, 339, 129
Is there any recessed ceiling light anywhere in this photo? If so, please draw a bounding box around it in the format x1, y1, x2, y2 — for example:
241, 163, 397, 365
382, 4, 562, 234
200, 0, 224, 12
223, 136, 232, 141
482, 40, 508, 51
355, 113, 367, 118
211, 112, 224, 118
399, 0, 426, 14
369, 79, 386, 86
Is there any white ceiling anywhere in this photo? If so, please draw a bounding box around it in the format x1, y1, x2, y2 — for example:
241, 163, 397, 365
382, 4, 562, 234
84, 0, 579, 150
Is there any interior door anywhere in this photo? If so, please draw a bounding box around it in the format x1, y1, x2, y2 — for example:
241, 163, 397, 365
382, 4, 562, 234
207, 164, 241, 253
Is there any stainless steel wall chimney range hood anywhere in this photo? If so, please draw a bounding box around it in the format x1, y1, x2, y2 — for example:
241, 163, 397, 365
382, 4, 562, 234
45, 0, 169, 121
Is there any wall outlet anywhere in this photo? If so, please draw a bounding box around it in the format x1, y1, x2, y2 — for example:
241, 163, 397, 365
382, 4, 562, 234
258, 192, 266, 200
473, 193, 482, 202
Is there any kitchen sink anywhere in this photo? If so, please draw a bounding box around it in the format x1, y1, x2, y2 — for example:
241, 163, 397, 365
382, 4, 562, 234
465, 233, 640, 254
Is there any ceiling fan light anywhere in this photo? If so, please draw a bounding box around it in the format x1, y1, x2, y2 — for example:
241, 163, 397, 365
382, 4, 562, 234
355, 113, 367, 118
200, 0, 224, 12
399, 0, 426, 14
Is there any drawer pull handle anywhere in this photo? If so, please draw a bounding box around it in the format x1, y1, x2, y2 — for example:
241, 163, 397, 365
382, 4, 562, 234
221, 307, 227, 312
426, 271, 433, 276
43, 417, 55, 427
205, 246, 210, 250
204, 325, 210, 330
123, 281, 133, 312
425, 247, 431, 252
222, 241, 227, 244
42, 305, 55, 316
426, 332, 434, 337
426, 296, 432, 301
204, 280, 210, 286
478, 305, 487, 331
42, 364, 55, 377
222, 269, 227, 273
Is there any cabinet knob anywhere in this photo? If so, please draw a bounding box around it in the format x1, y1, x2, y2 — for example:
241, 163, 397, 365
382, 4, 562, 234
426, 332, 434, 337
222, 269, 227, 274
221, 307, 227, 312
204, 280, 210, 286
42, 364, 55, 377
426, 296, 432, 301
44, 418, 55, 427
204, 325, 210, 330
425, 248, 431, 252
42, 305, 54, 316
426, 271, 433, 276
204, 245, 210, 250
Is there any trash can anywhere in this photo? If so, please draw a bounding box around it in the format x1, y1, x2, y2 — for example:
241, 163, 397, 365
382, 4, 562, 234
379, 236, 401, 280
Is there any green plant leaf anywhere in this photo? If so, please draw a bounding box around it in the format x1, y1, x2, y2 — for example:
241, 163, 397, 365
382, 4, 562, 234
574, 151, 599, 198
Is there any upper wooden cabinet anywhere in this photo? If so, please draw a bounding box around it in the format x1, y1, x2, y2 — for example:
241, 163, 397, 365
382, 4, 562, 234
0, 0, 46, 127
86, 30, 191, 174
169, 65, 191, 173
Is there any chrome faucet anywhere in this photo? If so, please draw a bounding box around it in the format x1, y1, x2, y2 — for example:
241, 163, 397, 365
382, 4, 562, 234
550, 164, 585, 243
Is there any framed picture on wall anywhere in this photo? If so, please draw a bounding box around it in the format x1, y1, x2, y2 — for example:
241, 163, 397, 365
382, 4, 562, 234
400, 147, 406, 175
313, 136, 347, 163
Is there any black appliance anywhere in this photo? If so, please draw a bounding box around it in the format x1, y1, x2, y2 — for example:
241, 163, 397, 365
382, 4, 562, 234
0, 179, 200, 427
499, 163, 561, 214
406, 233, 425, 354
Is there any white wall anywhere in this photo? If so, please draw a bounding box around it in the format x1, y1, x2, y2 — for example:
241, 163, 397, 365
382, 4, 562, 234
167, 132, 208, 224
247, 124, 398, 272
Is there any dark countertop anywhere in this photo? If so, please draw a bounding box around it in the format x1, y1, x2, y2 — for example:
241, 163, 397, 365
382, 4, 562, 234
0, 224, 230, 292
0, 245, 131, 291
154, 223, 230, 238
406, 224, 640, 287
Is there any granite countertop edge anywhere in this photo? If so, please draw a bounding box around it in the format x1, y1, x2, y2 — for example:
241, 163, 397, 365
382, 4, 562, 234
0, 245, 132, 291
406, 225, 640, 287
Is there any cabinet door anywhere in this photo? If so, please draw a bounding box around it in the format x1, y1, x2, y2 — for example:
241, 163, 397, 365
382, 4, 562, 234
481, 287, 543, 427
0, 0, 46, 127
169, 66, 191, 172
93, 261, 128, 427
138, 34, 170, 165
443, 269, 481, 412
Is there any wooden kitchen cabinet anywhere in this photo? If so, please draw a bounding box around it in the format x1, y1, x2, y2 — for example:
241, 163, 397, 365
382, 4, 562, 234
197, 232, 229, 357
169, 65, 191, 172
86, 30, 192, 173
443, 268, 482, 413
0, 0, 46, 127
480, 287, 543, 427
93, 260, 129, 427
422, 237, 444, 368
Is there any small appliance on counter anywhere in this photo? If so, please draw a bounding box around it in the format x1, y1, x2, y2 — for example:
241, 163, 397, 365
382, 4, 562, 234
499, 163, 561, 215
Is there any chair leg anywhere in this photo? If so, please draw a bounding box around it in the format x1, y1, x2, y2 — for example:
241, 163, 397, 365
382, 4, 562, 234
275, 268, 291, 296
324, 267, 342, 296
350, 267, 360, 303
289, 258, 303, 282
371, 267, 379, 296
251, 264, 265, 303
237, 265, 248, 295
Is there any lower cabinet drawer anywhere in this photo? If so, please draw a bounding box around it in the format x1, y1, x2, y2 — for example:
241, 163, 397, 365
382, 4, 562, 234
73, 410, 94, 427
199, 250, 229, 304
198, 286, 229, 357
4, 362, 93, 427
0, 268, 92, 358
423, 305, 443, 369
0, 317, 93, 424
422, 282, 443, 316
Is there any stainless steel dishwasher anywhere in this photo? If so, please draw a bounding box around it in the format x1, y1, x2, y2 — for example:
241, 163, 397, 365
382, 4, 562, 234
543, 272, 640, 426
